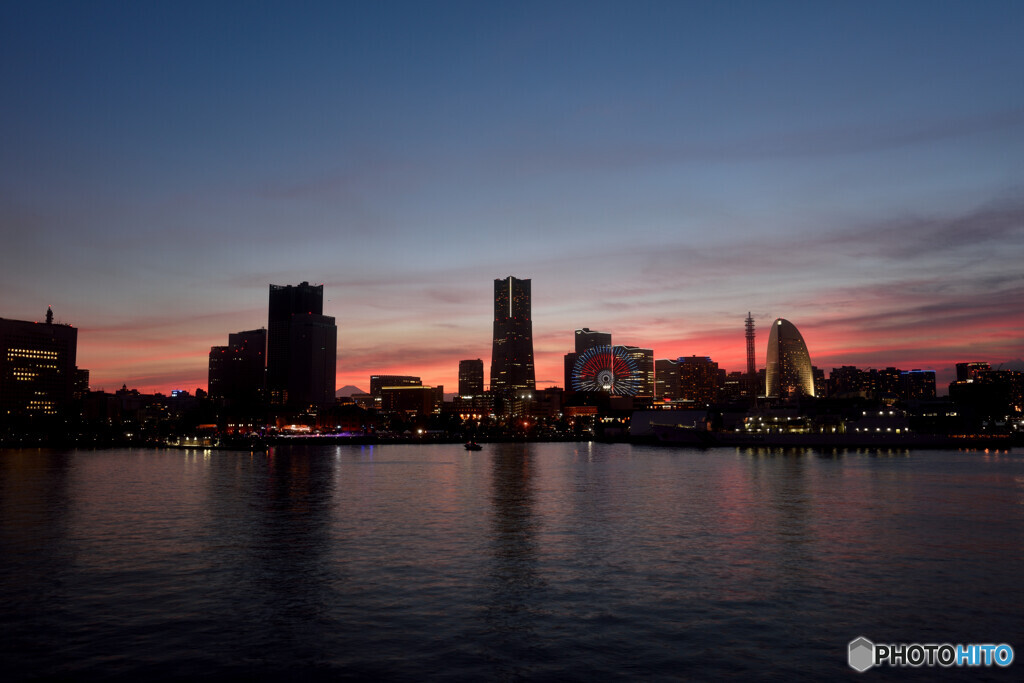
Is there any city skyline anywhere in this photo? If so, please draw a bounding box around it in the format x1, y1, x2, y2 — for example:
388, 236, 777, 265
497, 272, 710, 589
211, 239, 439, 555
2, 2, 1022, 394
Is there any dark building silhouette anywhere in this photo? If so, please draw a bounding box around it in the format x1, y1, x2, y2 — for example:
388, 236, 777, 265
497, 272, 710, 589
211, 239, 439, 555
287, 313, 337, 407
0, 308, 78, 419
370, 375, 421, 397
765, 318, 815, 398
490, 276, 535, 401
267, 282, 336, 406
956, 361, 990, 381
900, 369, 936, 401
563, 353, 577, 393
458, 359, 484, 397
74, 368, 90, 400
829, 365, 868, 398
381, 385, 443, 415
949, 368, 1023, 426
208, 328, 267, 406
575, 328, 611, 353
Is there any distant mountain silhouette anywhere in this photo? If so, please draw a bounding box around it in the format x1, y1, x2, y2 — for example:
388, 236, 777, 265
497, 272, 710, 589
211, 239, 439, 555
335, 385, 366, 397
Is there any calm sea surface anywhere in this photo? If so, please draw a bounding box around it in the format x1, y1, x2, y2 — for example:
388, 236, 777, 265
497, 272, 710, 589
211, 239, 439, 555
1, 443, 1022, 681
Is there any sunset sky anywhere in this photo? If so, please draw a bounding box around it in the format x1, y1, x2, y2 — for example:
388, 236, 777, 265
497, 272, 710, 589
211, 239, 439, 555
2, 1, 1022, 394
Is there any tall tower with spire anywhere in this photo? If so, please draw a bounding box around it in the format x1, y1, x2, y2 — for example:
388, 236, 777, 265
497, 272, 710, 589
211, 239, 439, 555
745, 312, 756, 395
490, 276, 535, 407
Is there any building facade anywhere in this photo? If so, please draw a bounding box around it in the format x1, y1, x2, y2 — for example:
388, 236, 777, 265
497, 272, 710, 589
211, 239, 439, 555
208, 328, 266, 405
490, 276, 535, 401
621, 346, 654, 398
287, 313, 337, 407
370, 375, 421, 397
0, 311, 78, 420
575, 328, 611, 353
381, 385, 443, 415
678, 355, 720, 404
900, 369, 936, 401
655, 358, 680, 400
458, 359, 484, 397
266, 282, 336, 406
765, 318, 815, 398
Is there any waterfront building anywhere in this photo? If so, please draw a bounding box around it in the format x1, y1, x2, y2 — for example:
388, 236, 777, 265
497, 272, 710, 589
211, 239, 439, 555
267, 282, 336, 406
869, 367, 901, 400
0, 309, 78, 419
655, 358, 680, 400
678, 356, 720, 404
621, 346, 655, 398
721, 371, 746, 401
381, 385, 443, 415
286, 313, 336, 407
949, 368, 1024, 424
458, 359, 484, 397
900, 369, 936, 401
813, 367, 827, 399
829, 365, 868, 398
208, 328, 266, 405
765, 318, 815, 398
490, 276, 535, 403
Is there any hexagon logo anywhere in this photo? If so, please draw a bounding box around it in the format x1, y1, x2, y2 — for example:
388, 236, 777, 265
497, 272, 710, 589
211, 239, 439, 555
848, 636, 875, 672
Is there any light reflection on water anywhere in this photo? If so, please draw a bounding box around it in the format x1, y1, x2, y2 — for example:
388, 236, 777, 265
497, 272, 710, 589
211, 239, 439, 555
1, 444, 1022, 681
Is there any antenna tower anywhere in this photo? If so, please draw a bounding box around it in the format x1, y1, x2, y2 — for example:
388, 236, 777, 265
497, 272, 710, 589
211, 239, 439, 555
745, 312, 756, 391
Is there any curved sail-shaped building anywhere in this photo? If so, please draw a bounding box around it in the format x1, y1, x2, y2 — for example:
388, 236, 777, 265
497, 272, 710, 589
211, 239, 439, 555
765, 318, 815, 398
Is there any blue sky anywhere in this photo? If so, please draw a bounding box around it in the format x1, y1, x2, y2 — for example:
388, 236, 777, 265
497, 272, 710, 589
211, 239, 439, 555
2, 1, 1022, 391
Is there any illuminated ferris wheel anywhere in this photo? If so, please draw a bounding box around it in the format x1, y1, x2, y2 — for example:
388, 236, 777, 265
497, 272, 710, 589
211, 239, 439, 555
571, 345, 642, 395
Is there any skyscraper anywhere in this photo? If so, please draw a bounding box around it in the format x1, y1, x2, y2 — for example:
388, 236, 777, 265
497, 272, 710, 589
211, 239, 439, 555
765, 318, 815, 398
267, 282, 336, 406
458, 359, 484, 397
286, 313, 337, 407
490, 276, 535, 400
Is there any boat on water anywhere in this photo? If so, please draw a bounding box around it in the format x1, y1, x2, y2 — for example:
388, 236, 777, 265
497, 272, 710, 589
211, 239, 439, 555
464, 442, 483, 451
649, 423, 718, 446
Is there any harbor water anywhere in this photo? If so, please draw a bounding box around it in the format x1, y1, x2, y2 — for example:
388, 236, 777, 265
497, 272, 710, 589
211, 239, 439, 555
1, 443, 1022, 680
